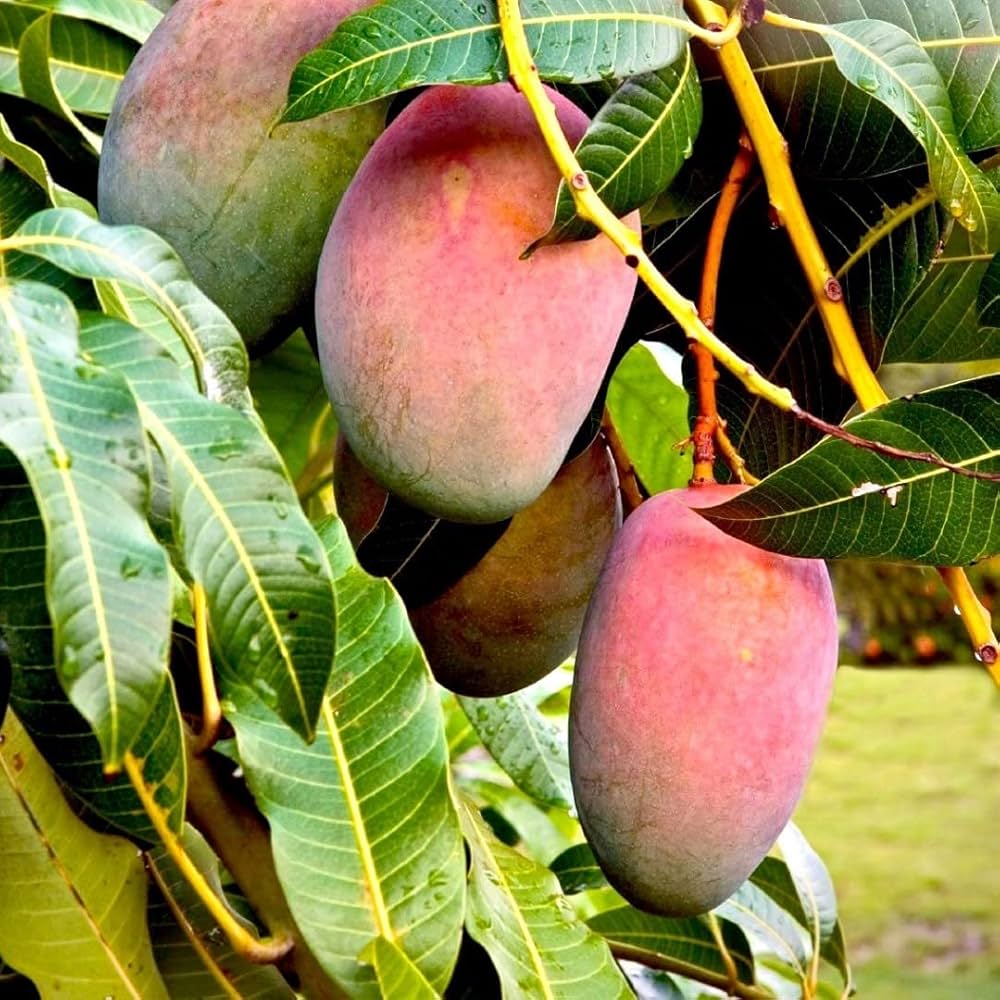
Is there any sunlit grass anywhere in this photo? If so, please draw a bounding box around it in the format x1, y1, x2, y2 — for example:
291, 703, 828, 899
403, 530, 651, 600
794, 666, 1000, 997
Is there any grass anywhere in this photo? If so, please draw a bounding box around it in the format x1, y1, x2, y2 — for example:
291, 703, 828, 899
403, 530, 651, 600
793, 666, 1000, 998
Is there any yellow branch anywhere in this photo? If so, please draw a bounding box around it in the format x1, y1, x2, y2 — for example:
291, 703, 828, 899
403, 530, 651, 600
191, 583, 222, 756
123, 752, 294, 965
495, 0, 797, 415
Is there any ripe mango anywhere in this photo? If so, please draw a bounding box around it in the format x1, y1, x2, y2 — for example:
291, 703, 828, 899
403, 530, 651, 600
98, 0, 386, 350
569, 485, 838, 916
335, 435, 622, 696
316, 83, 639, 523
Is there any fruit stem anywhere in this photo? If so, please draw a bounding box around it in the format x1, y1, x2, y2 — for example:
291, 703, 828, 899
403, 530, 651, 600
600, 410, 645, 515
691, 133, 760, 486
190, 582, 222, 755
495, 0, 799, 417
124, 749, 295, 965
686, 0, 1000, 671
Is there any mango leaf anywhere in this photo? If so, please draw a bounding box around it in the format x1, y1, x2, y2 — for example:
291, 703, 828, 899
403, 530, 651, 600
701, 376, 1000, 564
147, 826, 296, 999
459, 799, 633, 999
549, 843, 609, 895
807, 19, 1000, 250
0, 441, 185, 842
360, 937, 440, 1000
606, 340, 692, 492
886, 212, 1000, 364
715, 880, 810, 978
18, 11, 104, 151
0, 280, 171, 767
249, 330, 335, 487
225, 517, 465, 997
19, 0, 162, 44
457, 692, 572, 809
587, 906, 756, 992
537, 44, 702, 246
0, 711, 169, 999
10, 208, 249, 407
0, 112, 94, 213
0, 5, 134, 115
744, 0, 1000, 176
81, 315, 336, 744
281, 0, 692, 123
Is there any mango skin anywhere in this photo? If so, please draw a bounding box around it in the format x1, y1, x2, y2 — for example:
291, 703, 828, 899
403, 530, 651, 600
411, 436, 622, 696
335, 435, 622, 696
316, 83, 639, 523
98, 0, 386, 349
569, 485, 838, 917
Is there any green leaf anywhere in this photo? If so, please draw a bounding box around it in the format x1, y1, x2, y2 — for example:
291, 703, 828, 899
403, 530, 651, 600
537, 45, 702, 246
360, 937, 441, 1000
457, 692, 572, 809
714, 880, 810, 978
0, 711, 169, 999
11, 208, 249, 407
0, 279, 172, 767
0, 112, 94, 213
18, 11, 104, 151
744, 0, 1000, 174
777, 823, 837, 948
0, 474, 185, 841
147, 826, 296, 999
281, 0, 692, 123
19, 0, 162, 44
549, 843, 608, 895
459, 799, 632, 999
701, 376, 1000, 564
811, 18, 1000, 249
606, 341, 692, 492
587, 906, 756, 991
81, 314, 336, 744
249, 330, 335, 486
225, 517, 465, 997
0, 5, 135, 115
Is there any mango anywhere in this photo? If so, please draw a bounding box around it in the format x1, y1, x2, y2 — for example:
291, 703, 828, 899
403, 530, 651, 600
569, 485, 838, 916
336, 435, 622, 696
98, 0, 386, 350
315, 83, 639, 523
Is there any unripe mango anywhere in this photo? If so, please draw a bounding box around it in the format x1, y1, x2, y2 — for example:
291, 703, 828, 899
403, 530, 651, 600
335, 435, 623, 696
316, 83, 639, 523
98, 0, 386, 349
569, 485, 838, 916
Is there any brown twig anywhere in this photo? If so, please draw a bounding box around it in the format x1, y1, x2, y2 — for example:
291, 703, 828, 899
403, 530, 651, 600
793, 407, 1000, 483
690, 133, 759, 485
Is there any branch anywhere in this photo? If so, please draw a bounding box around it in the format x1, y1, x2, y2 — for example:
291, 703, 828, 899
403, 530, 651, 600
191, 583, 222, 755
600, 409, 645, 515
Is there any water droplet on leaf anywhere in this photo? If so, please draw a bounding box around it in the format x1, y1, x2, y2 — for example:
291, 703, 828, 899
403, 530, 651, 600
120, 555, 143, 579
295, 545, 321, 574
857, 74, 879, 94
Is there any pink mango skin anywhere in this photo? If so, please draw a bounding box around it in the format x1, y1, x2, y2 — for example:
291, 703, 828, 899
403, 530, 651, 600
99, 0, 386, 349
411, 436, 622, 696
570, 484, 838, 917
316, 83, 639, 523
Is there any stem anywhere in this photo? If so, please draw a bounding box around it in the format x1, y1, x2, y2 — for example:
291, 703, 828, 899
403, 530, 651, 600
124, 751, 294, 965
706, 912, 741, 994
692, 134, 758, 485
688, 0, 1000, 669
496, 0, 798, 417
608, 941, 772, 999
600, 410, 645, 515
191, 583, 221, 756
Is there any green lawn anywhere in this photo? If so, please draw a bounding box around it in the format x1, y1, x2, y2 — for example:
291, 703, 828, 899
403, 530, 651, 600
793, 666, 1000, 998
